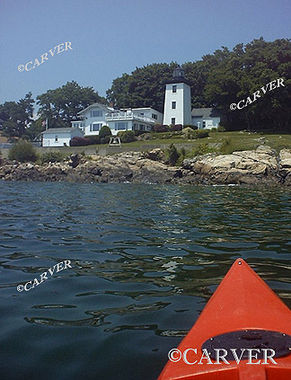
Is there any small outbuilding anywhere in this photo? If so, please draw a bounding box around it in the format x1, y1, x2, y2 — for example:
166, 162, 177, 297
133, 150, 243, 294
41, 127, 83, 147
191, 108, 221, 129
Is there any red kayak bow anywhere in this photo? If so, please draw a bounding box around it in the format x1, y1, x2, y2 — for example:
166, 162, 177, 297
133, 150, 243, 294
158, 258, 291, 380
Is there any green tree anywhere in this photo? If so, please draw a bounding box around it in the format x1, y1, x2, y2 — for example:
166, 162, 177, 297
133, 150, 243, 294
8, 140, 37, 162
167, 144, 180, 165
99, 125, 112, 138
0, 93, 34, 139
37, 81, 107, 128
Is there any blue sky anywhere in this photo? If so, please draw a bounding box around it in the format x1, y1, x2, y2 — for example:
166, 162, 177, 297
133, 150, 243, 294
0, 0, 290, 104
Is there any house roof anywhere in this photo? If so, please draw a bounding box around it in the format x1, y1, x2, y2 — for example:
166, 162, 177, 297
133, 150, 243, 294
191, 108, 220, 118
41, 127, 81, 134
77, 102, 113, 115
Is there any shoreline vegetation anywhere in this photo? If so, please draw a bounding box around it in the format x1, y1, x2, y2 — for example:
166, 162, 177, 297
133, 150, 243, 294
0, 131, 291, 186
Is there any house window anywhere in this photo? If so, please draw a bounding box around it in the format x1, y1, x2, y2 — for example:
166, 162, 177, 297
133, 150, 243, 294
90, 110, 103, 117
172, 85, 177, 93
115, 122, 128, 130
171, 118, 175, 125
202, 121, 206, 129
172, 101, 176, 109
55, 135, 58, 142
152, 114, 157, 120
90, 123, 102, 132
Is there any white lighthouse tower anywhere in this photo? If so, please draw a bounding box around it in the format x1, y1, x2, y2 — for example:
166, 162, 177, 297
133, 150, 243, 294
162, 66, 192, 126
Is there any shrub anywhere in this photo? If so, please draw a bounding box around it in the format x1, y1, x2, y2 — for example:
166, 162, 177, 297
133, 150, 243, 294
184, 124, 197, 130
167, 143, 180, 165
153, 124, 169, 132
40, 151, 65, 164
100, 135, 110, 144
220, 137, 233, 154
192, 143, 215, 156
8, 140, 37, 162
134, 130, 150, 137
217, 125, 226, 132
182, 127, 196, 139
117, 130, 136, 143
211, 127, 217, 132
70, 137, 90, 146
169, 124, 182, 131
86, 135, 100, 145
193, 130, 209, 139
99, 125, 112, 138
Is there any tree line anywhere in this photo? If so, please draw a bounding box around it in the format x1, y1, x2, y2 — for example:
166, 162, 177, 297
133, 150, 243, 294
0, 37, 290, 140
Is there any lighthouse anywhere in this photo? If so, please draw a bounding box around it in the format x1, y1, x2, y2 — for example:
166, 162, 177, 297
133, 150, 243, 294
162, 66, 192, 126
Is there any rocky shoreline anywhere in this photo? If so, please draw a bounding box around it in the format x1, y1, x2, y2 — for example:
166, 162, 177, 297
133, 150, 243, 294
0, 145, 290, 186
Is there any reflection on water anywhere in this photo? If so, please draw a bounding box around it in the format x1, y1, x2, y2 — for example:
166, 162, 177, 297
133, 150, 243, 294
0, 181, 290, 380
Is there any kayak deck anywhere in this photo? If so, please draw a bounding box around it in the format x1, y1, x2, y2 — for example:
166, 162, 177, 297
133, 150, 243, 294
158, 258, 291, 380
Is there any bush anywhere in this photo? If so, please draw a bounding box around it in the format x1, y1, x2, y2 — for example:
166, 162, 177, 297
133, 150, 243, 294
99, 125, 112, 138
193, 130, 209, 139
153, 124, 169, 132
167, 143, 180, 165
8, 140, 37, 162
169, 124, 182, 131
217, 125, 226, 132
211, 127, 217, 132
184, 124, 197, 130
86, 135, 100, 145
70, 137, 90, 146
117, 130, 136, 143
100, 135, 110, 144
40, 151, 65, 164
182, 127, 196, 139
192, 143, 215, 156
220, 137, 234, 154
134, 130, 149, 137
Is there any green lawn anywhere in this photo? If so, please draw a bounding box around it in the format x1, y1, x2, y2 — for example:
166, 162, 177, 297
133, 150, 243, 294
120, 131, 291, 153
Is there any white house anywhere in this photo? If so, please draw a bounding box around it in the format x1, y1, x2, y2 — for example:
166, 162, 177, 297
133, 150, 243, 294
192, 108, 220, 129
163, 66, 192, 126
42, 127, 83, 147
72, 103, 163, 136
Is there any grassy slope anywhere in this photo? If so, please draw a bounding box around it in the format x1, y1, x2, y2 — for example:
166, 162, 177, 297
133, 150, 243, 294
118, 131, 291, 153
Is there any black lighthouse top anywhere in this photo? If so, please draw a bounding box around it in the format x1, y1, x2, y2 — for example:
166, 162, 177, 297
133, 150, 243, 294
165, 65, 190, 85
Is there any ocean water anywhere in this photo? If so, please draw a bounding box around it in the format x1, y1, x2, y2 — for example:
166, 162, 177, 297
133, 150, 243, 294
0, 181, 290, 380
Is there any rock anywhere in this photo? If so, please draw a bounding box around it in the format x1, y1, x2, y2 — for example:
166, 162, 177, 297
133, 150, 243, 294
69, 154, 81, 168
1, 146, 291, 185
141, 148, 165, 162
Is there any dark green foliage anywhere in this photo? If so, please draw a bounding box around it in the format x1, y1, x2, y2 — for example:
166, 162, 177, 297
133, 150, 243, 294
184, 124, 197, 130
192, 143, 215, 156
194, 130, 210, 139
153, 124, 169, 132
40, 151, 65, 164
220, 137, 234, 154
70, 137, 90, 146
99, 125, 112, 139
106, 63, 178, 112
37, 81, 106, 129
117, 130, 136, 143
0, 93, 34, 139
107, 38, 291, 132
167, 143, 180, 165
86, 135, 100, 145
100, 135, 111, 144
8, 140, 37, 162
169, 124, 182, 131
217, 125, 226, 132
